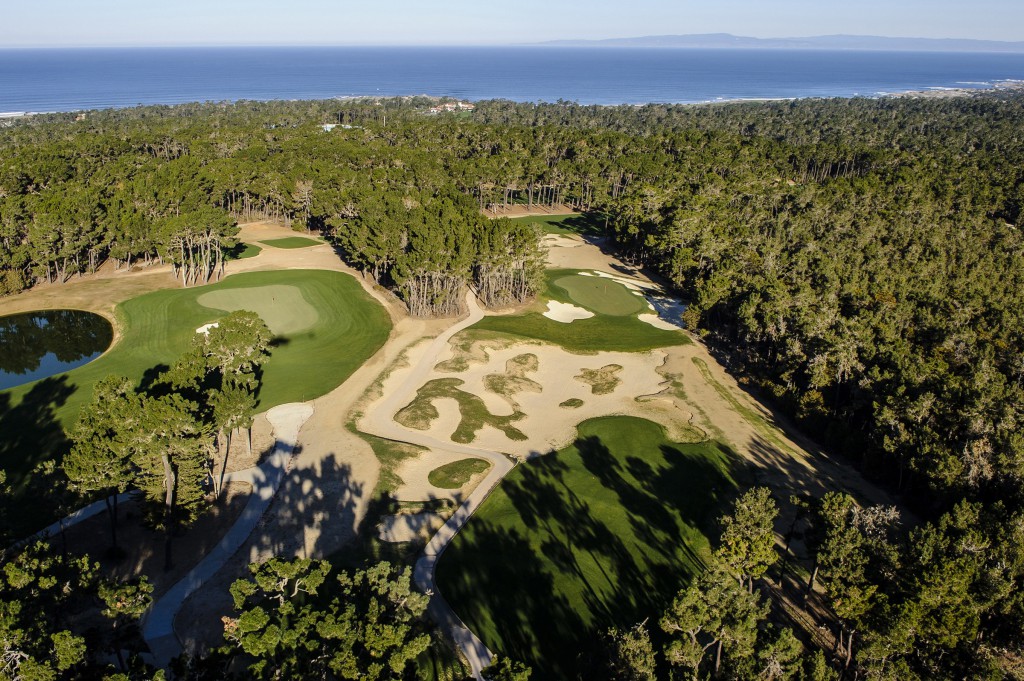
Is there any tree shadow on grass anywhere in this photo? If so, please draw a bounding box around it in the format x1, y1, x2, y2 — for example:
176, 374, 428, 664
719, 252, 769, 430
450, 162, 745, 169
436, 430, 740, 680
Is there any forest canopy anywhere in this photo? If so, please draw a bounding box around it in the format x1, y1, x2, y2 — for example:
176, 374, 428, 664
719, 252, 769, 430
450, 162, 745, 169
2, 91, 1024, 677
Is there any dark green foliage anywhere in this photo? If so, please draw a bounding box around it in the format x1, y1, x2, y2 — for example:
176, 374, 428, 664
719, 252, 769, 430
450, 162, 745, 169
223, 558, 432, 680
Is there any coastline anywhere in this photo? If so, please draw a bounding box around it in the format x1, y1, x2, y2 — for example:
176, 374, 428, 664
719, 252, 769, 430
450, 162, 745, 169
2, 47, 1023, 115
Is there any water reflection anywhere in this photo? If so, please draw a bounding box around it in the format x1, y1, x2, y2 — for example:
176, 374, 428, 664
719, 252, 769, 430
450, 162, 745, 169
0, 310, 113, 390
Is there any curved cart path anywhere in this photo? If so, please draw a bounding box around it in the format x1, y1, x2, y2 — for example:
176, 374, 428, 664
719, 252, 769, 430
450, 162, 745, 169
141, 403, 313, 666
361, 292, 514, 680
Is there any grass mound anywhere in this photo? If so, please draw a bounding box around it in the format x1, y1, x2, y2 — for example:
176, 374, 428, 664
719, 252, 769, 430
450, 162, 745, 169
553, 274, 645, 316
435, 416, 741, 678
259, 236, 323, 249
427, 458, 492, 489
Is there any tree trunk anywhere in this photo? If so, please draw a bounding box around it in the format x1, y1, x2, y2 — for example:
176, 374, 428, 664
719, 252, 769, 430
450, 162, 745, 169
104, 493, 119, 550
218, 429, 232, 500
162, 453, 176, 571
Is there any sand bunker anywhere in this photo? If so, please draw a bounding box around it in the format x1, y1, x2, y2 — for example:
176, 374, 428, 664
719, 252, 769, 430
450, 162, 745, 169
195, 322, 219, 335
197, 284, 319, 335
543, 300, 594, 323
376, 335, 703, 457
639, 313, 682, 330
543, 235, 583, 249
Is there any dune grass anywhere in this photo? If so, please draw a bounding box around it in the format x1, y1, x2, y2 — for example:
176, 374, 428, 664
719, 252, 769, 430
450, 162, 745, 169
0, 270, 390, 531
435, 416, 742, 678
427, 458, 492, 489
259, 236, 323, 249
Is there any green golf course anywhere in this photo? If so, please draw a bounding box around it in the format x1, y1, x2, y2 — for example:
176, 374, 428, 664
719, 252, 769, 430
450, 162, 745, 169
0, 269, 390, 513
472, 268, 688, 352
435, 416, 741, 678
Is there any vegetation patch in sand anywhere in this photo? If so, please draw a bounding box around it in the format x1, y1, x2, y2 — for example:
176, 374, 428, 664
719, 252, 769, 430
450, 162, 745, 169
436, 416, 742, 678
258, 236, 323, 249
483, 353, 542, 405
394, 377, 527, 444
559, 398, 584, 409
427, 458, 492, 490
575, 364, 623, 395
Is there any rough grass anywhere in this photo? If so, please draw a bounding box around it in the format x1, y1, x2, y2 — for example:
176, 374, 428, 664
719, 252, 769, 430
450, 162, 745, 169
471, 269, 688, 353
258, 236, 323, 249
559, 398, 584, 409
553, 274, 645, 316
427, 458, 492, 490
0, 270, 391, 532
435, 416, 742, 678
394, 378, 527, 443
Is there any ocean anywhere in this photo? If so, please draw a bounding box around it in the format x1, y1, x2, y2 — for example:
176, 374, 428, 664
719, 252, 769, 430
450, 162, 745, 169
1, 47, 1023, 113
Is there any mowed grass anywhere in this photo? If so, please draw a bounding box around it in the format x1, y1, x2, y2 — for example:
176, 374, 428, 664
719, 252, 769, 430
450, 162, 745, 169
0, 270, 390, 508
435, 416, 740, 679
259, 236, 323, 249
427, 458, 491, 489
553, 274, 645, 316
508, 212, 607, 237
472, 269, 688, 352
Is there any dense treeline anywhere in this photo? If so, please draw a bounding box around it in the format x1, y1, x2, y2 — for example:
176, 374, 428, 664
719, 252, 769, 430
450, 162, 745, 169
3, 92, 1024, 676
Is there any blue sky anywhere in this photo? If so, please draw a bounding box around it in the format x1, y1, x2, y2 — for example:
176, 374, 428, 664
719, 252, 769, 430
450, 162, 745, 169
3, 0, 1022, 47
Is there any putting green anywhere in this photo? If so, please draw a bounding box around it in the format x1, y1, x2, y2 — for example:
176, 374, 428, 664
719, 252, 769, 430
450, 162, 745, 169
553, 274, 645, 316
197, 285, 318, 335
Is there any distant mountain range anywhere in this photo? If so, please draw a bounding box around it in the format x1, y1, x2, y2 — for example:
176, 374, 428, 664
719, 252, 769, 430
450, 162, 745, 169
536, 33, 1024, 53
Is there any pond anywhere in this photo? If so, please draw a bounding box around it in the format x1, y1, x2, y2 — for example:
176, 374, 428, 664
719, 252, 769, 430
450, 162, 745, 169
0, 310, 114, 391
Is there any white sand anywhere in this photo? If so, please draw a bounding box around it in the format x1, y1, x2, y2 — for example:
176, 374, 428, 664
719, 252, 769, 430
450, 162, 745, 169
542, 234, 583, 249
638, 313, 682, 330
542, 300, 594, 323
195, 322, 219, 335
379, 338, 699, 458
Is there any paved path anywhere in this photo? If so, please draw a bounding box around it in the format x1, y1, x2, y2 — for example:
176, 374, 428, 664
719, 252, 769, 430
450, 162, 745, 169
362, 292, 515, 680
141, 402, 313, 666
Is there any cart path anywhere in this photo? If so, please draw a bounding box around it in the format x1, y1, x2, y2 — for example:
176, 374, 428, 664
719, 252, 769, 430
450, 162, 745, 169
141, 402, 313, 666
361, 291, 514, 680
